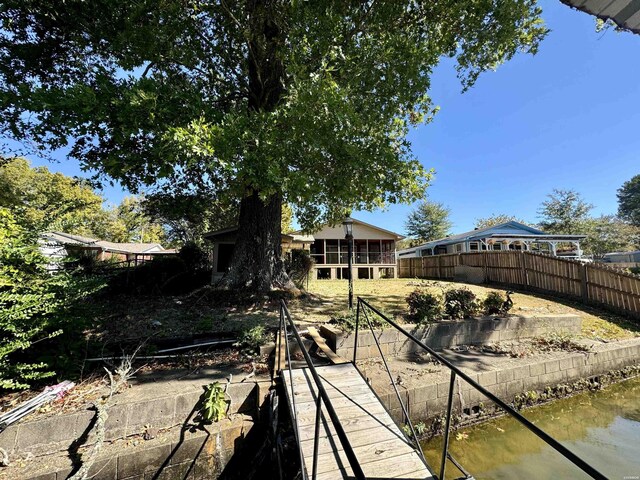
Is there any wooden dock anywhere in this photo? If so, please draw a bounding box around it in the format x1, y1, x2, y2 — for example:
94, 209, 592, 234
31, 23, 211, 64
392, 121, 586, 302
281, 363, 435, 480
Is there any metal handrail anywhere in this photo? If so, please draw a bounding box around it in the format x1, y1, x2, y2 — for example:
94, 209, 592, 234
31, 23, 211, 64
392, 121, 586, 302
356, 297, 608, 480
358, 304, 429, 467
278, 300, 366, 480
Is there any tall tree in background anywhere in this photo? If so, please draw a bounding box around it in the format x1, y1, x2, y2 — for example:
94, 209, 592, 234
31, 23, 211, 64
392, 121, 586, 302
538, 189, 593, 234
405, 200, 452, 242
0, 157, 107, 235
582, 215, 639, 258
475, 214, 528, 229
0, 1, 547, 291
617, 174, 640, 227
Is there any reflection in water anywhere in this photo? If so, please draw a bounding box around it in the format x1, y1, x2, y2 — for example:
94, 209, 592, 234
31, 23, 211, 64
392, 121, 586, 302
421, 376, 640, 479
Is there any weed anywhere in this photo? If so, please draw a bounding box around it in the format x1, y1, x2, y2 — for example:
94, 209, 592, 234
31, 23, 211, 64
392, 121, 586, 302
236, 325, 271, 354
200, 381, 227, 422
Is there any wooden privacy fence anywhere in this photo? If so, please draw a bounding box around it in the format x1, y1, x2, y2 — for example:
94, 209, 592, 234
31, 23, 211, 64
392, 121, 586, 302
398, 251, 640, 320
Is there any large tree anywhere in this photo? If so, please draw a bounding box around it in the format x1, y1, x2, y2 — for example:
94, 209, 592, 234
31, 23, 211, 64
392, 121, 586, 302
538, 189, 593, 234
0, 1, 547, 291
405, 200, 452, 242
617, 174, 640, 227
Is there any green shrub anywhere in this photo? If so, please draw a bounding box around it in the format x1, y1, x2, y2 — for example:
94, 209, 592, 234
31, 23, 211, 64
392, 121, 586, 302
179, 242, 209, 271
0, 208, 106, 389
444, 287, 478, 319
481, 291, 514, 316
406, 289, 443, 323
329, 309, 386, 332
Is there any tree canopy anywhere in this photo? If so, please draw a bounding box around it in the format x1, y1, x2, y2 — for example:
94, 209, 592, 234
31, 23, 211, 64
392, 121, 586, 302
538, 189, 593, 234
0, 157, 107, 235
475, 214, 528, 229
0, 0, 548, 289
617, 174, 640, 227
405, 200, 452, 242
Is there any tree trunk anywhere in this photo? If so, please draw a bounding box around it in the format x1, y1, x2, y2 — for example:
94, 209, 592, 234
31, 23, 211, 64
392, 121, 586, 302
223, 190, 293, 291
219, 0, 294, 292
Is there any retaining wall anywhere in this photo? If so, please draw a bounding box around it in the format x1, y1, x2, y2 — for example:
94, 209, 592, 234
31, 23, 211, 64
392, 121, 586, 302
0, 374, 271, 480
322, 314, 582, 361
377, 339, 640, 424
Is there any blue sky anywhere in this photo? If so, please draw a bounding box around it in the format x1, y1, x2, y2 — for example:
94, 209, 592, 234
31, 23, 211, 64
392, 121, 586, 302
19, 0, 640, 235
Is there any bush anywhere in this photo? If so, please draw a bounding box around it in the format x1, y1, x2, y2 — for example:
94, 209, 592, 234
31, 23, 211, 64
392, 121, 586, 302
285, 249, 314, 288
406, 289, 443, 323
329, 309, 386, 332
444, 287, 478, 319
481, 291, 514, 316
0, 208, 106, 389
179, 242, 209, 271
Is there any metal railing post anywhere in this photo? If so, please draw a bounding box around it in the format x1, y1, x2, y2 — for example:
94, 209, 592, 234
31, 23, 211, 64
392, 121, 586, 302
281, 303, 307, 478
439, 371, 457, 480
353, 298, 360, 363
312, 396, 322, 480
360, 304, 429, 465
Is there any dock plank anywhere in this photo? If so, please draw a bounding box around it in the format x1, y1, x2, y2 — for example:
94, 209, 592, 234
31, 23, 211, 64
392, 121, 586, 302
281, 363, 435, 480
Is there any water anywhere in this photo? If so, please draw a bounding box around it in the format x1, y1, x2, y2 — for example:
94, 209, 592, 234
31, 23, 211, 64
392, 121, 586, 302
421, 376, 640, 479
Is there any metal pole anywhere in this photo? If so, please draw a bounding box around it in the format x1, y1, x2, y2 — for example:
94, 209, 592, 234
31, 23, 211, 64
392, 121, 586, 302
440, 371, 457, 480
347, 233, 354, 310
312, 396, 322, 480
353, 298, 360, 363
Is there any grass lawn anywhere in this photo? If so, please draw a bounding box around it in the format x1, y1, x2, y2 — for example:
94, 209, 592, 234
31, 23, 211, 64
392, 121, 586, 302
290, 278, 640, 341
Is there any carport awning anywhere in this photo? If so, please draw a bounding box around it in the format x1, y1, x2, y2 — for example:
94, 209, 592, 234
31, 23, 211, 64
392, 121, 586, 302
561, 0, 640, 34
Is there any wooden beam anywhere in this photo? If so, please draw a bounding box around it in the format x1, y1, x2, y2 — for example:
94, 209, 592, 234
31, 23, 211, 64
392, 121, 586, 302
306, 327, 348, 365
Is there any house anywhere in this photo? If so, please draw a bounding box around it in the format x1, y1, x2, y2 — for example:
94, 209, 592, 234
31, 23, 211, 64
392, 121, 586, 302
40, 231, 174, 265
204, 218, 404, 280
396, 221, 586, 259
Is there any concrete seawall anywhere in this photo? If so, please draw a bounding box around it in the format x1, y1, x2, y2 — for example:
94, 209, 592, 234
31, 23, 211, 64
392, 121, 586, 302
373, 338, 640, 424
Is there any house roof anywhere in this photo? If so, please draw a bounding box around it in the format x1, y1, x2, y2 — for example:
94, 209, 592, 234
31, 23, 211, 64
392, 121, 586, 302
561, 0, 640, 35
397, 221, 587, 253
203, 226, 295, 242
291, 217, 405, 240
42, 231, 99, 245
42, 231, 165, 254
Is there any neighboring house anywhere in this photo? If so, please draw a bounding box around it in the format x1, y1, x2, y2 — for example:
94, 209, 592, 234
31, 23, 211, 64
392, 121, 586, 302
396, 222, 586, 259
204, 218, 404, 280
40, 231, 173, 265
602, 251, 640, 267
203, 227, 313, 278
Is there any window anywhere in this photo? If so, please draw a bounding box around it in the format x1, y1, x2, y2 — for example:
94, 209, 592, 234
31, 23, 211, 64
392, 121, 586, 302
326, 240, 338, 264
492, 243, 502, 251
310, 240, 325, 264
455, 244, 463, 253
317, 268, 331, 279
420, 248, 432, 257
469, 242, 479, 251
358, 267, 372, 279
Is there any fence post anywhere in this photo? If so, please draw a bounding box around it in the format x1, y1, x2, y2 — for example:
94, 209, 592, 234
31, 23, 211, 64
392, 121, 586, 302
580, 263, 589, 301
520, 251, 529, 288
438, 255, 443, 279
